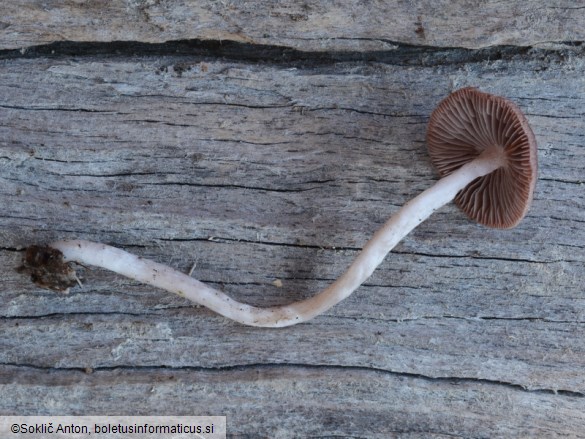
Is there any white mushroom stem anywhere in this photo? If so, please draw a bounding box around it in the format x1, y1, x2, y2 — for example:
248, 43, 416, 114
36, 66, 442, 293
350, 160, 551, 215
50, 148, 505, 327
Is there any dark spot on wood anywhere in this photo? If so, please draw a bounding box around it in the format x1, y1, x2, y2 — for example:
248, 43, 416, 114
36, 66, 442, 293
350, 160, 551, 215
119, 182, 136, 192
289, 13, 308, 22
415, 16, 425, 39
173, 62, 192, 77
190, 153, 204, 162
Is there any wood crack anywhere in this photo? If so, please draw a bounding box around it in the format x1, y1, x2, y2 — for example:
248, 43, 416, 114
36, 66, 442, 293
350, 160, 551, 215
333, 313, 585, 326
155, 236, 581, 264
1, 39, 582, 68
1, 362, 582, 398
0, 104, 122, 114
143, 181, 323, 193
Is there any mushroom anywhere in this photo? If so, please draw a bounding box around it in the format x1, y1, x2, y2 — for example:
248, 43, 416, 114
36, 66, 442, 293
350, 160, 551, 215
20, 87, 537, 327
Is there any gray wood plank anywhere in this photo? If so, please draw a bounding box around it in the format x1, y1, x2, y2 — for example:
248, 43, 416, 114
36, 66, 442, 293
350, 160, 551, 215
1, 365, 584, 438
1, 1, 584, 52
1, 49, 584, 436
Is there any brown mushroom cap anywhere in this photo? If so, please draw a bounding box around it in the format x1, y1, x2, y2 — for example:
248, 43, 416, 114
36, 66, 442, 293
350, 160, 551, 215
426, 87, 538, 229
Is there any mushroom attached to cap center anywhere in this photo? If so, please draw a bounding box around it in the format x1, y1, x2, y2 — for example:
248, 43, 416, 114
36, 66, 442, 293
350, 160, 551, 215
20, 88, 537, 327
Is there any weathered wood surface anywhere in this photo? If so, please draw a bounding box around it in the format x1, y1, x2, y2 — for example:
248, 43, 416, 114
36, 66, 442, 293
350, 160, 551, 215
1, 2, 585, 438
2, 0, 584, 51
2, 366, 585, 438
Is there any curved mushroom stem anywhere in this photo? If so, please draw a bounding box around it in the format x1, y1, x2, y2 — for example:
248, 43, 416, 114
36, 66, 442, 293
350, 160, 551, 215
48, 149, 504, 327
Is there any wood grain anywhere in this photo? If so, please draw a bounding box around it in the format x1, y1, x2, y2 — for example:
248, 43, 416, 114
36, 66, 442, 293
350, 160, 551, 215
1, 1, 584, 51
1, 3, 585, 437
1, 365, 584, 438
